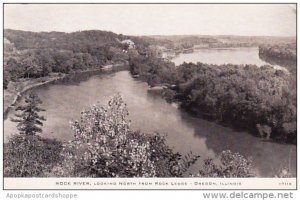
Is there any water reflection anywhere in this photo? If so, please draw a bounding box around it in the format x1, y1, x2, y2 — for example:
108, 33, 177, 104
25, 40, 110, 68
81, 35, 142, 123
4, 69, 296, 177
171, 48, 288, 71
259, 54, 296, 73
177, 111, 296, 177
173, 48, 261, 65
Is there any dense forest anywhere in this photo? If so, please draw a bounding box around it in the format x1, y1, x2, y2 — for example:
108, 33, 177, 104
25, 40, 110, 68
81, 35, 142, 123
4, 29, 135, 87
175, 63, 296, 143
259, 43, 297, 74
128, 46, 296, 144
3, 29, 296, 178
4, 29, 297, 145
259, 43, 296, 61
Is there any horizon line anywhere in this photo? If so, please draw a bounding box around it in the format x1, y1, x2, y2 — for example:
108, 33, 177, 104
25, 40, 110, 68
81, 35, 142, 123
4, 28, 296, 38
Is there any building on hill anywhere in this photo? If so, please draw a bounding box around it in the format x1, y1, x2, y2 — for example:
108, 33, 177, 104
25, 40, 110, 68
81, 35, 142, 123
121, 39, 135, 49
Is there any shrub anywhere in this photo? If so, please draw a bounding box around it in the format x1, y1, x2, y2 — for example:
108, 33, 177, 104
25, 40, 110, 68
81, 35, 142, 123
195, 150, 254, 177
3, 71, 9, 90
4, 135, 63, 177
162, 89, 177, 103
52, 94, 199, 177
276, 168, 293, 178
4, 94, 255, 178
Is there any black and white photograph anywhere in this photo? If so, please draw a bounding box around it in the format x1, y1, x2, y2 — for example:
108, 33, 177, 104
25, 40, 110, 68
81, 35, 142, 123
2, 3, 297, 190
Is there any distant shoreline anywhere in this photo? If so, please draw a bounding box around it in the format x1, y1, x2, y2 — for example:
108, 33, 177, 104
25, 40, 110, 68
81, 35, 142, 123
3, 64, 128, 119
4, 74, 67, 119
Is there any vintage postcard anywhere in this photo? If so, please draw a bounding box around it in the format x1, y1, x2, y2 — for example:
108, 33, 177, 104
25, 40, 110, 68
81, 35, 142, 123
2, 3, 297, 190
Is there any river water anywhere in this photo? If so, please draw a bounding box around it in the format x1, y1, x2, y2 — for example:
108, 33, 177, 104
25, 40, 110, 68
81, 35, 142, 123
4, 48, 296, 177
170, 47, 287, 71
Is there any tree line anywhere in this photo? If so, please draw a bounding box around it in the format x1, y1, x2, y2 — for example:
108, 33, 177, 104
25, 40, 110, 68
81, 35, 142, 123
4, 29, 296, 144
259, 43, 296, 61
259, 43, 296, 74
175, 63, 296, 143
128, 45, 296, 144
3, 29, 131, 89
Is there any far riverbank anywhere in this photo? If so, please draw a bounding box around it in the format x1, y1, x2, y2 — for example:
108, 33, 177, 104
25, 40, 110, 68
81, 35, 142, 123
3, 63, 128, 119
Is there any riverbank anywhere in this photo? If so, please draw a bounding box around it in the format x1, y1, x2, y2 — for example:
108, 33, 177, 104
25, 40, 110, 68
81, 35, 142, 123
128, 57, 296, 144
4, 73, 67, 119
4, 64, 128, 119
4, 70, 295, 177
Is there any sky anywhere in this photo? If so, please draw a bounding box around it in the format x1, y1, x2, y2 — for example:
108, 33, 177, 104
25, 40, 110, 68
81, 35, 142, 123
4, 4, 296, 36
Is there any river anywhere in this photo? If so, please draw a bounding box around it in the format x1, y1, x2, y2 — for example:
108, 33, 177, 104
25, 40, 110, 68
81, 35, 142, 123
4, 48, 296, 177
169, 47, 287, 71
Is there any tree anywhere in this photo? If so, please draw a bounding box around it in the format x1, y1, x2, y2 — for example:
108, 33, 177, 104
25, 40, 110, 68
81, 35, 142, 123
37, 50, 55, 76
4, 135, 62, 177
12, 92, 46, 135
6, 58, 24, 81
196, 150, 253, 177
52, 94, 200, 177
3, 70, 10, 89
20, 55, 44, 78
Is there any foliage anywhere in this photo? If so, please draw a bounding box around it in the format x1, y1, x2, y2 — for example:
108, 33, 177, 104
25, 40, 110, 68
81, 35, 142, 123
162, 89, 177, 103
4, 29, 129, 80
12, 92, 46, 135
129, 52, 296, 143
259, 43, 296, 61
4, 29, 122, 51
276, 168, 293, 178
259, 43, 296, 74
4, 94, 257, 178
149, 35, 295, 49
52, 94, 199, 177
4, 135, 63, 177
128, 46, 178, 86
128, 42, 296, 144
195, 150, 253, 177
174, 63, 296, 143
126, 35, 297, 145
3, 70, 10, 89
6, 58, 24, 81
